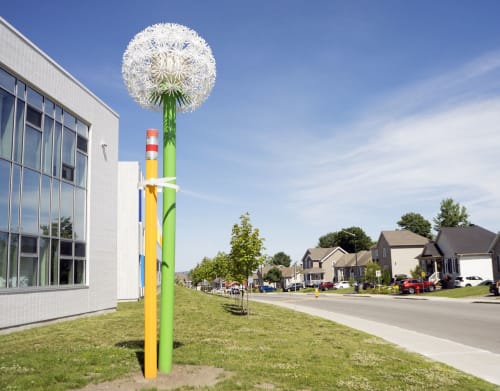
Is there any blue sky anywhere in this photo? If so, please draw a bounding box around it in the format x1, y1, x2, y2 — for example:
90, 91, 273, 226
3, 1, 500, 271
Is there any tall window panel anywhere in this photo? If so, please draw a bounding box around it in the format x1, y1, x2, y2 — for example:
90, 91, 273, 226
0, 66, 89, 290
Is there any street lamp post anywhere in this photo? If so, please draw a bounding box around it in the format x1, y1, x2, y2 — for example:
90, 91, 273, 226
342, 230, 358, 283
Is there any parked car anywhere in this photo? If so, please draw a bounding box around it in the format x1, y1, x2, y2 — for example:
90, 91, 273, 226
319, 281, 334, 291
259, 285, 276, 292
399, 279, 436, 294
455, 276, 485, 287
478, 279, 493, 286
489, 281, 500, 296
334, 281, 351, 289
283, 282, 303, 292
230, 287, 240, 295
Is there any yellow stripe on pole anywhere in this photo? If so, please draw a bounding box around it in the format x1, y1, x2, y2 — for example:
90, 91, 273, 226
144, 129, 158, 379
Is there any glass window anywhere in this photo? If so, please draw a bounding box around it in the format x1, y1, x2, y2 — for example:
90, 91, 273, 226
60, 259, 73, 285
21, 168, 40, 234
10, 164, 21, 232
63, 112, 76, 131
74, 259, 85, 284
50, 239, 58, 285
17, 81, 25, 99
60, 182, 73, 239
8, 233, 18, 287
13, 99, 25, 164
51, 179, 60, 237
62, 127, 75, 166
55, 106, 62, 123
74, 188, 86, 241
40, 175, 51, 235
62, 164, 74, 182
0, 231, 7, 288
44, 98, 54, 117
27, 87, 43, 111
76, 120, 88, 137
39, 237, 50, 286
75, 242, 85, 257
19, 256, 37, 287
60, 241, 72, 256
77, 135, 87, 153
0, 160, 10, 230
21, 235, 37, 253
23, 125, 42, 170
42, 116, 53, 175
26, 106, 42, 128
76, 152, 87, 188
53, 122, 61, 177
0, 90, 15, 160
0, 68, 15, 93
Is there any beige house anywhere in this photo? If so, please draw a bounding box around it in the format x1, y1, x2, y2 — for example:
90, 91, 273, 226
334, 250, 373, 281
488, 232, 500, 282
301, 247, 346, 287
373, 230, 429, 278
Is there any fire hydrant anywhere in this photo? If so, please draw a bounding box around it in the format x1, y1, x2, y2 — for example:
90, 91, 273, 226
416, 285, 420, 294
314, 287, 319, 298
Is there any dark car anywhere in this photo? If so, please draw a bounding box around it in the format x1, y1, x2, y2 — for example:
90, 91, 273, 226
319, 281, 334, 291
489, 281, 500, 296
283, 282, 303, 292
259, 285, 276, 293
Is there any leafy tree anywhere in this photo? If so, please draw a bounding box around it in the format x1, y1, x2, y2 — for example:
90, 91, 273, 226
364, 262, 381, 284
397, 212, 432, 239
229, 212, 265, 313
317, 232, 336, 248
189, 257, 214, 286
212, 252, 231, 280
433, 198, 470, 231
271, 251, 291, 267
264, 267, 282, 284
318, 227, 372, 253
410, 264, 425, 279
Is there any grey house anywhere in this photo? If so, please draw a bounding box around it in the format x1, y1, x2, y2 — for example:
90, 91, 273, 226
418, 225, 495, 283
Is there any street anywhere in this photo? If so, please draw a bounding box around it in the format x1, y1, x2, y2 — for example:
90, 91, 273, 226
251, 292, 500, 385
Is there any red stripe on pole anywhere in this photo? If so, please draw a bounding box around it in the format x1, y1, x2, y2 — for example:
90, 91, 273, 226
146, 129, 158, 137
146, 145, 158, 152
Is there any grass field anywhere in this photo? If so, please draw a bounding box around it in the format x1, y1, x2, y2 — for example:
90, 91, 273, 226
0, 287, 497, 390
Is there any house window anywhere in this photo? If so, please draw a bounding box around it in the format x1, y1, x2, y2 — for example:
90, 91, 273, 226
0, 65, 89, 291
382, 248, 387, 258
497, 255, 500, 272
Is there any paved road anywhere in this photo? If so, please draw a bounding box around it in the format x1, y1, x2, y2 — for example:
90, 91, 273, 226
251, 292, 500, 386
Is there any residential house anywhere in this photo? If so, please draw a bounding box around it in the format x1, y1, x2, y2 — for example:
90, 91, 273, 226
374, 230, 429, 279
301, 247, 346, 287
334, 250, 373, 282
488, 232, 500, 282
419, 225, 495, 282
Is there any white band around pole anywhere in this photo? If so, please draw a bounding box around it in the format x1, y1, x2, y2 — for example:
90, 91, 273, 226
139, 177, 180, 192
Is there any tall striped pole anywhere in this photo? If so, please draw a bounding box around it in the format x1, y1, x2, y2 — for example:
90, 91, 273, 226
144, 128, 158, 379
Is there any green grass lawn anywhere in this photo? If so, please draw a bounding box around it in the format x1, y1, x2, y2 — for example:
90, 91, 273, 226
0, 287, 497, 390
425, 285, 491, 298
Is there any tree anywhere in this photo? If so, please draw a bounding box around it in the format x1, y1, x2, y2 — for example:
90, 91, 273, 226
318, 227, 372, 253
229, 212, 265, 313
433, 198, 470, 231
364, 262, 381, 284
264, 267, 282, 284
397, 212, 432, 239
271, 252, 291, 267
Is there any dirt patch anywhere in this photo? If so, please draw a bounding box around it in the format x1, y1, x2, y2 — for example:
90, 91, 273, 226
76, 365, 232, 390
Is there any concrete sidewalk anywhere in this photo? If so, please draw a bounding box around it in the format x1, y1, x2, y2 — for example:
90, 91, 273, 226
252, 295, 500, 386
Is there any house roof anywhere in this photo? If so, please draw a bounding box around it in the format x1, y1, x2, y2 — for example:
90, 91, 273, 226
380, 230, 429, 247
335, 251, 372, 267
417, 242, 443, 259
436, 225, 495, 255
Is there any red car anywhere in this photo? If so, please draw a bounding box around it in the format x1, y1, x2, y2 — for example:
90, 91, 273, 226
399, 279, 436, 294
319, 281, 334, 291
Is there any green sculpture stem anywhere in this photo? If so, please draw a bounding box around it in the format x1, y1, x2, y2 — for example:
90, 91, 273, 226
159, 93, 176, 373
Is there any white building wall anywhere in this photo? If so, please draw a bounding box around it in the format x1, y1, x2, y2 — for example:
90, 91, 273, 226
0, 18, 119, 329
117, 162, 141, 301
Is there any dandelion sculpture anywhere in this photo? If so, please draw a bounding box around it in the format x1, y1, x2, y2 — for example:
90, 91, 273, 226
123, 23, 216, 374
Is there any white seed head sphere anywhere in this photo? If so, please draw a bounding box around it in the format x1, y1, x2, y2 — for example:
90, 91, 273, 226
122, 23, 216, 112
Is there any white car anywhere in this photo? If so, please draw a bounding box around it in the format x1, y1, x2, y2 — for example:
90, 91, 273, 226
334, 281, 351, 289
458, 276, 484, 287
